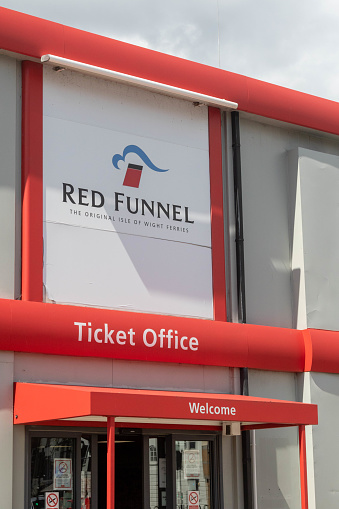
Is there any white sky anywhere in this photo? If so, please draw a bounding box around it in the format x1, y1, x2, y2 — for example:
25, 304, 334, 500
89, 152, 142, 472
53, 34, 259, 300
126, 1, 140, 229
1, 0, 339, 102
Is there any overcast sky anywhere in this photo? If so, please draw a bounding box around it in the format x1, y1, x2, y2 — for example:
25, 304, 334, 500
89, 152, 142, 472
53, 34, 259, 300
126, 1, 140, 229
2, 0, 339, 102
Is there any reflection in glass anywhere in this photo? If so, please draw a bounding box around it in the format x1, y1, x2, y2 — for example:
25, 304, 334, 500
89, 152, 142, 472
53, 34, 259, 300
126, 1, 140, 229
30, 437, 75, 509
81, 436, 92, 509
149, 437, 167, 509
175, 441, 211, 509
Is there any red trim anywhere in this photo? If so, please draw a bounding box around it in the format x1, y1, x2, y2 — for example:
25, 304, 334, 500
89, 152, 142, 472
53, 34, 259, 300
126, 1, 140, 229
107, 417, 115, 509
29, 420, 221, 431
1, 7, 339, 136
208, 107, 227, 321
299, 425, 309, 509
13, 382, 318, 426
21, 61, 43, 302
2, 299, 305, 372
115, 422, 221, 431
241, 423, 292, 431
26, 419, 108, 428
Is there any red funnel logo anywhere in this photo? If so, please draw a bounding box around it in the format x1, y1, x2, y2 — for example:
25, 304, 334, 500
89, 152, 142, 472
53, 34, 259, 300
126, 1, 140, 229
123, 163, 143, 188
112, 145, 169, 189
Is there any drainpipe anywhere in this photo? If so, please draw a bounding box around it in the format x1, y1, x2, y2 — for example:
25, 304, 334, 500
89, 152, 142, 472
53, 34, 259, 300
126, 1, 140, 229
231, 111, 253, 509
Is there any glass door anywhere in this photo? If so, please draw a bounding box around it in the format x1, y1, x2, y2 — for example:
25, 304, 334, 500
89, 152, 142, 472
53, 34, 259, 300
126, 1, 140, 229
80, 435, 92, 509
147, 435, 216, 509
148, 437, 167, 509
29, 432, 94, 509
30, 436, 76, 509
29, 430, 218, 509
175, 440, 212, 509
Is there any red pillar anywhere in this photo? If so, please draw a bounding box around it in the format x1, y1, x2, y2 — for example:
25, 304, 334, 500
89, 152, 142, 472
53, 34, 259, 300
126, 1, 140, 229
21, 60, 43, 302
299, 425, 308, 509
107, 417, 115, 509
208, 106, 227, 321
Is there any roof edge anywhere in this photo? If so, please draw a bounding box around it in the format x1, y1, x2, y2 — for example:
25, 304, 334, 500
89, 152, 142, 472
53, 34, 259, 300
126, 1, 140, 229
1, 7, 339, 136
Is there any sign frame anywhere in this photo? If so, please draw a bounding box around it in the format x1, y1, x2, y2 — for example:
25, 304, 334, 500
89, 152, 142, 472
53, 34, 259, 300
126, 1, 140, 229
53, 458, 73, 490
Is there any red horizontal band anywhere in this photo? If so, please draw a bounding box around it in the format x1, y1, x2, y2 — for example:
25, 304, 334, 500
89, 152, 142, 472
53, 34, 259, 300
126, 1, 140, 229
0, 298, 305, 372
1, 299, 338, 373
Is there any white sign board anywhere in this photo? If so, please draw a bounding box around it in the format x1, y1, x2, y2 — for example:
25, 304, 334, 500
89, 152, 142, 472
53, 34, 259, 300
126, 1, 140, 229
184, 449, 200, 479
43, 67, 213, 319
53, 459, 72, 490
46, 492, 59, 509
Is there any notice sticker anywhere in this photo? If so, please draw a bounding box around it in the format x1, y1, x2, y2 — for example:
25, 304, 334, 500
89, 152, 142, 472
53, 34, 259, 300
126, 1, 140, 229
54, 458, 72, 490
188, 490, 199, 509
184, 449, 200, 479
46, 492, 59, 509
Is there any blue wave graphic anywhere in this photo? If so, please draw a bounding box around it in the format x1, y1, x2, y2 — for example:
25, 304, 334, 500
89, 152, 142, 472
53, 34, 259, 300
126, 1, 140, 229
112, 145, 169, 173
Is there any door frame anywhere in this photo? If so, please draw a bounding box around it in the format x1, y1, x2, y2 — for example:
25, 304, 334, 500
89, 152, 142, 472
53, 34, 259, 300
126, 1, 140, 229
27, 427, 223, 509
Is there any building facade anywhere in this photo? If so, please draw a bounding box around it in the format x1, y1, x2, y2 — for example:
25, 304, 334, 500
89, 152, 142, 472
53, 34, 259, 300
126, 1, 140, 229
1, 6, 339, 509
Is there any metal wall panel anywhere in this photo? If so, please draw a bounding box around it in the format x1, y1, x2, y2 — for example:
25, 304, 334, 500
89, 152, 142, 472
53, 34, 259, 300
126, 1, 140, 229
0, 55, 21, 299
239, 115, 339, 328
289, 147, 339, 331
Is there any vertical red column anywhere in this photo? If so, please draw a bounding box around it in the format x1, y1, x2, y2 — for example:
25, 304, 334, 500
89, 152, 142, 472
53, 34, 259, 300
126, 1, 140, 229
107, 417, 115, 509
208, 106, 227, 321
299, 425, 309, 509
21, 60, 43, 302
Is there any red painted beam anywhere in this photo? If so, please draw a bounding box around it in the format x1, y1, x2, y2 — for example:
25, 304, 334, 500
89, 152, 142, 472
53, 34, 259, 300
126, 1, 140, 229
3, 299, 339, 374
1, 8, 339, 135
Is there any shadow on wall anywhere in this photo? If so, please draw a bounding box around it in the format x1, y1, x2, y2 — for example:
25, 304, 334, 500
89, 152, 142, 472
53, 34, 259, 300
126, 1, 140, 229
311, 371, 339, 397
255, 428, 300, 509
118, 231, 212, 300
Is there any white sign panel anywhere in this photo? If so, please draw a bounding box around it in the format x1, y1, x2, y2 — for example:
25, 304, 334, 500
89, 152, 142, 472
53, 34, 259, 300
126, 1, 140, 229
43, 67, 213, 318
46, 492, 59, 509
44, 119, 211, 247
184, 449, 200, 479
53, 459, 72, 490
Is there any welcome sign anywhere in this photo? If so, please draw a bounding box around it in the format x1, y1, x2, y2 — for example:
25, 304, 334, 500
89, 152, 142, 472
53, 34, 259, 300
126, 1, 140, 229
43, 67, 213, 318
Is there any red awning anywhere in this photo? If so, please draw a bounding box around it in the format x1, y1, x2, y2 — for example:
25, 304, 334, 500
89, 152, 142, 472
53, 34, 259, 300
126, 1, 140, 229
13, 383, 317, 428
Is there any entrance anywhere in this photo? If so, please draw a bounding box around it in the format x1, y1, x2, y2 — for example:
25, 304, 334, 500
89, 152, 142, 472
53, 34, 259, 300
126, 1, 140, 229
98, 432, 143, 509
29, 429, 218, 509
